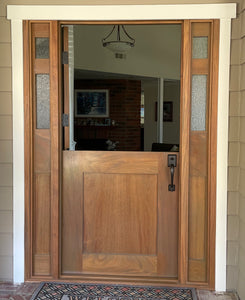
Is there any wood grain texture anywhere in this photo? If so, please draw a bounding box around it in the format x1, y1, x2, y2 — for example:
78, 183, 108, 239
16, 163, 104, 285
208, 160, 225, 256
63, 26, 70, 150
31, 22, 52, 277
207, 19, 219, 289
61, 151, 83, 273
63, 151, 158, 174
188, 21, 214, 285
62, 151, 179, 279
60, 20, 182, 26
24, 20, 32, 280
31, 23, 49, 37
189, 133, 207, 177
188, 260, 207, 282
24, 19, 218, 288
157, 154, 178, 278
33, 254, 51, 276
50, 21, 60, 279
189, 176, 206, 260
83, 254, 157, 275
83, 173, 157, 255
34, 59, 49, 74
179, 19, 191, 285
34, 130, 51, 172
192, 59, 209, 74
33, 173, 51, 254
191, 23, 210, 37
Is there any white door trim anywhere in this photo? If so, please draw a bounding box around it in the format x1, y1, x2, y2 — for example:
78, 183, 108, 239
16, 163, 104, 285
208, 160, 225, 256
7, 3, 236, 291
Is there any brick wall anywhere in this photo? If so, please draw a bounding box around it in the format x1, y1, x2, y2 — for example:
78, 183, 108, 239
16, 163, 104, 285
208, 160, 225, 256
74, 79, 141, 151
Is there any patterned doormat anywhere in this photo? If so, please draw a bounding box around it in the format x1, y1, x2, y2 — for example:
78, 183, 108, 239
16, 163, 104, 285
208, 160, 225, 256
30, 282, 197, 300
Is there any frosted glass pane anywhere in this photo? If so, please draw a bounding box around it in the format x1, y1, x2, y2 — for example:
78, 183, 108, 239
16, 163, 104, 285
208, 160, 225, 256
192, 37, 208, 59
191, 75, 207, 131
36, 74, 50, 129
35, 37, 49, 59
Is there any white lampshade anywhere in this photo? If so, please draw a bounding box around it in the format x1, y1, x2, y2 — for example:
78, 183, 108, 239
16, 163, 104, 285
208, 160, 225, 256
102, 25, 135, 58
104, 41, 134, 54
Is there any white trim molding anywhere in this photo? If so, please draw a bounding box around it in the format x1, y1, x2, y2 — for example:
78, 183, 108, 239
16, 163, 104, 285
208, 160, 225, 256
7, 4, 236, 20
7, 3, 236, 290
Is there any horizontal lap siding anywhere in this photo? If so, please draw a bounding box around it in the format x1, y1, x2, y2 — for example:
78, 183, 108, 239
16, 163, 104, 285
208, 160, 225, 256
238, 2, 245, 299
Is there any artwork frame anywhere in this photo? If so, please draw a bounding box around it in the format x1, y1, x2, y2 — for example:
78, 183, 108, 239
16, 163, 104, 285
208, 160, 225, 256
163, 101, 173, 122
154, 101, 173, 122
75, 89, 109, 117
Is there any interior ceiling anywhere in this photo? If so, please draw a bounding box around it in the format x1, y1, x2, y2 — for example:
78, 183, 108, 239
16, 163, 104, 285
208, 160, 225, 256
74, 68, 158, 85
73, 24, 181, 80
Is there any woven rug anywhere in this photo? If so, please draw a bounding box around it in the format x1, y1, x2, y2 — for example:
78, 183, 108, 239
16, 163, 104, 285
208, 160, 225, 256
30, 282, 197, 300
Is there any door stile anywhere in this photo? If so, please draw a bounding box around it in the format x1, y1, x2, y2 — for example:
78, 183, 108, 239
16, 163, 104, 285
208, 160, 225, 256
50, 21, 60, 279
24, 20, 60, 279
186, 20, 219, 288
207, 19, 219, 289
23, 20, 32, 281
179, 20, 191, 285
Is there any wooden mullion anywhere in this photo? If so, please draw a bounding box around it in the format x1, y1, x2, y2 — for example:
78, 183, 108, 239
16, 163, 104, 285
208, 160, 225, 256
50, 20, 60, 279
24, 20, 32, 281
179, 19, 191, 285
63, 26, 70, 150
59, 20, 183, 26
207, 19, 219, 290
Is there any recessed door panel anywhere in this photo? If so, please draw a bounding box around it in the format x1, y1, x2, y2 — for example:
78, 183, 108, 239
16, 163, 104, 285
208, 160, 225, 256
83, 173, 157, 255
61, 151, 179, 278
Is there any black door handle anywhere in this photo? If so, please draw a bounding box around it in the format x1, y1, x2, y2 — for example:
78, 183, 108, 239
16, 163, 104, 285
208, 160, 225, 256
168, 154, 177, 192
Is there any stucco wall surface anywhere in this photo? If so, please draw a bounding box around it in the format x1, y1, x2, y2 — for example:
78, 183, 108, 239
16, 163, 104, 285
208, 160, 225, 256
0, 0, 242, 295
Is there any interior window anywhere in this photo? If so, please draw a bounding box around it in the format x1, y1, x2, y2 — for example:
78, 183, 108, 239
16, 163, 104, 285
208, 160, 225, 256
62, 24, 181, 152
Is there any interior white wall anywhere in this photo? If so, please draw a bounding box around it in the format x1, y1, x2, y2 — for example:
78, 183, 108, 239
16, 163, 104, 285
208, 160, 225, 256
7, 3, 236, 291
143, 80, 158, 151
162, 80, 180, 144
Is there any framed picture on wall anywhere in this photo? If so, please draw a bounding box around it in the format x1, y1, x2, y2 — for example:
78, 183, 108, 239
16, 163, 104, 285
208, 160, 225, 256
154, 101, 173, 122
163, 101, 173, 122
75, 89, 109, 117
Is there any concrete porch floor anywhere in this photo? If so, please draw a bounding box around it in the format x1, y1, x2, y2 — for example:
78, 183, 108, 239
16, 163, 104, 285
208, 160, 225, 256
0, 282, 240, 300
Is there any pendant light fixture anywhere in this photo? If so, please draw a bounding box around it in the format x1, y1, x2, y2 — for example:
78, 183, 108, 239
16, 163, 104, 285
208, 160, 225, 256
102, 25, 135, 58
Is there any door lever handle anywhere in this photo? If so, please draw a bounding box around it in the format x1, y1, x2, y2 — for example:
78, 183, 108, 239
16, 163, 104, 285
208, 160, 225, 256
168, 154, 177, 192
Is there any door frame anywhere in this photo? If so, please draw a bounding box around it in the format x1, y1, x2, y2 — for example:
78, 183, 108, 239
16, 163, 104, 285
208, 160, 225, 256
7, 3, 236, 291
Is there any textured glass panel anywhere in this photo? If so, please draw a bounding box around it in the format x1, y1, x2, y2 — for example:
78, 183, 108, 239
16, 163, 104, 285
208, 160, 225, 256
35, 37, 49, 59
192, 37, 208, 59
36, 74, 50, 129
191, 75, 207, 131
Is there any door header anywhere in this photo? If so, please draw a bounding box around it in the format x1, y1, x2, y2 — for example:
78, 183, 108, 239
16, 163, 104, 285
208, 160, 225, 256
7, 4, 236, 21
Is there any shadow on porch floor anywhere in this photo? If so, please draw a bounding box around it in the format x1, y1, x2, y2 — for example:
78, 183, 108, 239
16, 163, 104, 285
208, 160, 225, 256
0, 282, 240, 300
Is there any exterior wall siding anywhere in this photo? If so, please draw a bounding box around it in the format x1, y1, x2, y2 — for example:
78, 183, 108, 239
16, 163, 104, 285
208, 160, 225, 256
0, 0, 242, 295
238, 1, 245, 298
227, 4, 242, 292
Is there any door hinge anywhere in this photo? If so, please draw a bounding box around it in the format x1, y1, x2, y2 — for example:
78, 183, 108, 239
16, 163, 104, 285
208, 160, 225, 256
62, 114, 69, 127
62, 51, 68, 64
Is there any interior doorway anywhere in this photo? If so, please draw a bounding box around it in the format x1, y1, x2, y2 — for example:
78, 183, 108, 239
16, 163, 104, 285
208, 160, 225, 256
62, 24, 181, 153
